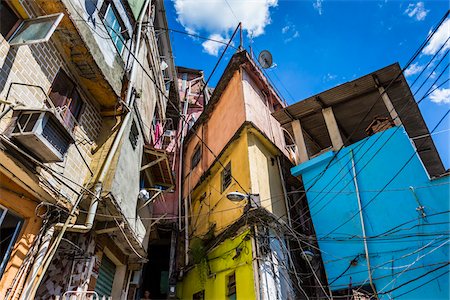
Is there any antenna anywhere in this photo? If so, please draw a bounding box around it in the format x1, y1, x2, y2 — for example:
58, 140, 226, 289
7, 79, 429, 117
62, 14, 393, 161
258, 50, 273, 69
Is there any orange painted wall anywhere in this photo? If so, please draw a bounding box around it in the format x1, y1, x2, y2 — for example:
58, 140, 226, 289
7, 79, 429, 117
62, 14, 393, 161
183, 70, 246, 198
0, 174, 41, 299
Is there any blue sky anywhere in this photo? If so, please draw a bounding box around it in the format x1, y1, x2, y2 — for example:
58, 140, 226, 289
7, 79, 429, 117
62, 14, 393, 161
165, 0, 450, 169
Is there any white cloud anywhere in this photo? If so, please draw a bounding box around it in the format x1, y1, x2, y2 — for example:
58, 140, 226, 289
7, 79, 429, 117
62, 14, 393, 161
404, 2, 429, 21
422, 19, 450, 55
201, 34, 227, 56
281, 21, 299, 43
429, 87, 450, 104
323, 73, 337, 82
173, 0, 277, 55
404, 62, 424, 77
313, 0, 323, 15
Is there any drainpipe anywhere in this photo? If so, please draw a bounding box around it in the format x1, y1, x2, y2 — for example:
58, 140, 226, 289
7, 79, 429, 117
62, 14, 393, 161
21, 1, 151, 298
350, 150, 378, 298
178, 88, 189, 238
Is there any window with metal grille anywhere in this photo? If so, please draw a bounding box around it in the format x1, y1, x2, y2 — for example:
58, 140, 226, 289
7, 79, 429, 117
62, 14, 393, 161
49, 69, 83, 129
191, 144, 201, 169
193, 290, 205, 300
129, 120, 139, 150
221, 162, 232, 192
227, 273, 236, 300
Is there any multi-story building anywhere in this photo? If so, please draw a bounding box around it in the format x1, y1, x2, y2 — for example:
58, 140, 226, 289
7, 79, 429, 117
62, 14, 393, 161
273, 64, 449, 299
0, 0, 176, 299
138, 66, 209, 299
176, 50, 324, 300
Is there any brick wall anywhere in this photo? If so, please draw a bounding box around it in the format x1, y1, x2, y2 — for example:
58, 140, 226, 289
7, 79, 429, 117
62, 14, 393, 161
0, 1, 102, 205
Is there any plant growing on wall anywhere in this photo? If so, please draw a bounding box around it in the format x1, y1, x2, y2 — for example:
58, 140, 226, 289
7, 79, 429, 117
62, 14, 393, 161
189, 237, 210, 284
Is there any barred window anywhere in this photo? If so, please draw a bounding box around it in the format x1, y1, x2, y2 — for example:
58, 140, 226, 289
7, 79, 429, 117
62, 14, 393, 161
191, 144, 201, 169
221, 162, 232, 192
227, 273, 236, 300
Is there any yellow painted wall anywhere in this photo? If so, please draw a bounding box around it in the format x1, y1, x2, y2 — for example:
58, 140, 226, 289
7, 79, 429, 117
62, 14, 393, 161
247, 129, 287, 220
188, 129, 251, 238
178, 230, 256, 300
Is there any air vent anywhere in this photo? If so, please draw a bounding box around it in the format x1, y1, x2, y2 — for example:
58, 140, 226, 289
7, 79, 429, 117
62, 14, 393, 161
10, 109, 75, 162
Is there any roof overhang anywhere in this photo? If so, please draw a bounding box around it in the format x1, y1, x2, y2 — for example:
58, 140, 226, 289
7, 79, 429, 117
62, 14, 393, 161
273, 63, 445, 177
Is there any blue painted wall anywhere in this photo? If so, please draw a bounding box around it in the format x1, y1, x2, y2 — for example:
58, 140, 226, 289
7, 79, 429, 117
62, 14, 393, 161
291, 126, 449, 299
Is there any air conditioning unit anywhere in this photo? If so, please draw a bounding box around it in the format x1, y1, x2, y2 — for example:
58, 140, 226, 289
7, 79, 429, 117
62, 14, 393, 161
10, 109, 74, 162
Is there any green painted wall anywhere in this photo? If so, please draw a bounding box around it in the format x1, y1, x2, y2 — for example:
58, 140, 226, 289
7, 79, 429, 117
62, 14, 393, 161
178, 230, 256, 300
127, 0, 145, 19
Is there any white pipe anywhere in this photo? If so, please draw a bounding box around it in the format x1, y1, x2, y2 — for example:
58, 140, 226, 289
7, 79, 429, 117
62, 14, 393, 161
23, 225, 55, 289
22, 1, 151, 297
350, 150, 377, 298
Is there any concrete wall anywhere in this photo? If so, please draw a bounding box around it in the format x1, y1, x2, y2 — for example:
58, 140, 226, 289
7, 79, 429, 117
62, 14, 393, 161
105, 113, 146, 244
61, 0, 130, 96
177, 229, 256, 300
291, 126, 449, 299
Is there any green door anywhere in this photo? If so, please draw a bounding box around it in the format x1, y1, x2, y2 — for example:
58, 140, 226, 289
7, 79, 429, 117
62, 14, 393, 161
94, 255, 116, 298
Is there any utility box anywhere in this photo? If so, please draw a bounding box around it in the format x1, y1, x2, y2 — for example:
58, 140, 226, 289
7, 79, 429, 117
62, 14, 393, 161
10, 109, 75, 162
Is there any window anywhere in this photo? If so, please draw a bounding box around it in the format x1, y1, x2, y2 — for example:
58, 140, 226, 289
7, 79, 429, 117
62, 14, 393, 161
0, 206, 23, 280
1, 0, 63, 46
191, 144, 201, 169
227, 273, 236, 300
49, 69, 83, 129
129, 120, 139, 150
193, 290, 205, 300
100, 1, 128, 54
1, 0, 20, 39
221, 162, 232, 192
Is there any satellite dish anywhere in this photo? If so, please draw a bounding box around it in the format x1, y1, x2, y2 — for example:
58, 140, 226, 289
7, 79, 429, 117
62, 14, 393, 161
258, 50, 273, 69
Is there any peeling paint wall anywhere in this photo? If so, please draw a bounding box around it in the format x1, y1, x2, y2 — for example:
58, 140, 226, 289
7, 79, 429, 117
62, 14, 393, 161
183, 71, 246, 199
242, 69, 287, 157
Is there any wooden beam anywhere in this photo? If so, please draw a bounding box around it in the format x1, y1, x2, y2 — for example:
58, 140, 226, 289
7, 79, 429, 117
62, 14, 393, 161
291, 119, 309, 163
140, 156, 166, 171
322, 107, 344, 150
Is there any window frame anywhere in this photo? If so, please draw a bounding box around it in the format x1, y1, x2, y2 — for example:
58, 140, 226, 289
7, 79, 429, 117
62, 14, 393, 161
0, 205, 24, 280
221, 162, 232, 193
48, 69, 84, 127
7, 12, 64, 46
100, 0, 129, 55
191, 144, 201, 170
193, 290, 205, 300
0, 0, 22, 40
226, 272, 237, 299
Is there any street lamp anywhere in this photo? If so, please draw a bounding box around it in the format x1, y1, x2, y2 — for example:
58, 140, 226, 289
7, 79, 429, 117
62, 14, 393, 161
226, 191, 260, 210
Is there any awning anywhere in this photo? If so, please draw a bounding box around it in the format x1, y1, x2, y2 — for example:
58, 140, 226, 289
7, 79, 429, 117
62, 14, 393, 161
141, 146, 174, 188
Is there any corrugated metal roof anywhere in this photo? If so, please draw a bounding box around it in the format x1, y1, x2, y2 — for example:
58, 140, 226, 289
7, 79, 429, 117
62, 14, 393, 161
273, 63, 445, 177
